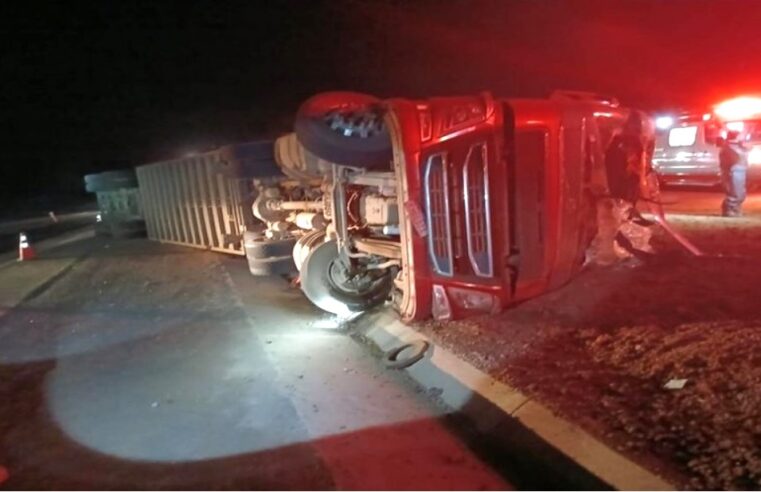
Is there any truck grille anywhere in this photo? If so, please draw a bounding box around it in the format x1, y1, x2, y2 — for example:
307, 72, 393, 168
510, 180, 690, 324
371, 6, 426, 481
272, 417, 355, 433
423, 153, 454, 276
463, 143, 493, 277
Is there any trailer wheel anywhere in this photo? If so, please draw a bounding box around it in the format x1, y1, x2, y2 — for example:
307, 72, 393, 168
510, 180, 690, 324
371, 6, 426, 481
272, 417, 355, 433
300, 240, 393, 315
247, 255, 297, 277
243, 232, 297, 260
84, 170, 138, 192
294, 91, 392, 169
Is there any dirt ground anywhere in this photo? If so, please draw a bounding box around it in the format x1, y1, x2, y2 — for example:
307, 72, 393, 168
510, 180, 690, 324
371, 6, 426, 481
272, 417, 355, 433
416, 191, 761, 490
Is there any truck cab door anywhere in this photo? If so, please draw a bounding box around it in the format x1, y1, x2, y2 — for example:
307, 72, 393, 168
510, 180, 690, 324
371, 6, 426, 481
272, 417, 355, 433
385, 93, 511, 321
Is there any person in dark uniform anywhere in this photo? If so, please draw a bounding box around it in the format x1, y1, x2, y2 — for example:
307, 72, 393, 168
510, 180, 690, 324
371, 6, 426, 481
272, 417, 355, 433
604, 111, 654, 204
587, 110, 656, 264
719, 130, 749, 217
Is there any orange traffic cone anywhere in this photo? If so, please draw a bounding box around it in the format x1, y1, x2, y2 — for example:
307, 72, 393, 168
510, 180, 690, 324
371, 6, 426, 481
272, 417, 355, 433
18, 232, 36, 261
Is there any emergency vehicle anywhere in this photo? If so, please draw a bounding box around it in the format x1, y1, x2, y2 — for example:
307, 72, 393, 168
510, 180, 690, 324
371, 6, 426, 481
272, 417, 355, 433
652, 96, 761, 186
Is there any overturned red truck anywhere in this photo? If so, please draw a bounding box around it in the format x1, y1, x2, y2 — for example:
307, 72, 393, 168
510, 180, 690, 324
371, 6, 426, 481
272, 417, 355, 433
249, 90, 634, 321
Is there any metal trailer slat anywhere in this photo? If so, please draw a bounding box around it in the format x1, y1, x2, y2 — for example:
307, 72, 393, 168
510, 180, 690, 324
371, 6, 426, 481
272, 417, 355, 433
156, 162, 180, 243
165, 162, 183, 244
140, 166, 159, 240
135, 167, 154, 239
151, 165, 171, 241
170, 161, 190, 244
183, 158, 205, 247
216, 164, 233, 238
175, 161, 195, 245
196, 156, 220, 249
190, 157, 215, 248
216, 171, 234, 246
232, 180, 247, 236
204, 156, 227, 250
174, 161, 197, 245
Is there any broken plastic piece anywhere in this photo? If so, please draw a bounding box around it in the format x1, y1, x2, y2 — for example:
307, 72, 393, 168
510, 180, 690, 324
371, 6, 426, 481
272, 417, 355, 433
664, 378, 688, 390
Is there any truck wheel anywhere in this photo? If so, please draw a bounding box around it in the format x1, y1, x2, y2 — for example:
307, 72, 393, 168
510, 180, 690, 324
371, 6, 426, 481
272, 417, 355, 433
247, 255, 297, 277
293, 229, 326, 272
243, 232, 297, 260
294, 91, 392, 169
84, 170, 138, 192
300, 240, 393, 315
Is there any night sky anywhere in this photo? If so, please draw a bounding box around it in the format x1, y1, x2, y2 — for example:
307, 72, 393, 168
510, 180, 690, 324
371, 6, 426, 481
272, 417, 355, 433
3, 0, 761, 209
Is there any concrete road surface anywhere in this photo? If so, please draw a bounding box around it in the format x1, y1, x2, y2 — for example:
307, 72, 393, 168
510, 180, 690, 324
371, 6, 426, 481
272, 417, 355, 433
0, 230, 514, 490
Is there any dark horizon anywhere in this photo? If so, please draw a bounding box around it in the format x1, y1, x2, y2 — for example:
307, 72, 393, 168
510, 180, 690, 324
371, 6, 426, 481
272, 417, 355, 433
3, 0, 761, 207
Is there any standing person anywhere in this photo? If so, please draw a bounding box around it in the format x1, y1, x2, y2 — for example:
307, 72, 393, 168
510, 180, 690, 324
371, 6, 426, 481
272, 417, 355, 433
719, 130, 749, 217
587, 110, 656, 264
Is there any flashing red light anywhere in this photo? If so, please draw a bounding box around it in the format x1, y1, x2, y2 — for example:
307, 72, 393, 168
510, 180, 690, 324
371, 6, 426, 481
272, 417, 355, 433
714, 96, 761, 121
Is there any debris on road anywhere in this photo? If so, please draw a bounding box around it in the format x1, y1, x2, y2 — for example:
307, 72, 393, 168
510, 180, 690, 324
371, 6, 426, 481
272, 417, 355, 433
663, 378, 688, 390
384, 340, 429, 370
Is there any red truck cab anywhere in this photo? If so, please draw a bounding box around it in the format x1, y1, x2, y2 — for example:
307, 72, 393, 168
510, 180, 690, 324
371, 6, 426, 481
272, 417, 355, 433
388, 93, 622, 321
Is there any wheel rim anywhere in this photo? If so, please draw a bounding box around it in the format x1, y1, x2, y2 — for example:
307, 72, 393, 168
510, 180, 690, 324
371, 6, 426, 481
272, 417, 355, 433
300, 240, 391, 315
323, 108, 385, 139
326, 256, 381, 296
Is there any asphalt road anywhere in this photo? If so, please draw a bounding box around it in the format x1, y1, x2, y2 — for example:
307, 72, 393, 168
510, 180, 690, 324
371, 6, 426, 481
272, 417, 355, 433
0, 230, 513, 490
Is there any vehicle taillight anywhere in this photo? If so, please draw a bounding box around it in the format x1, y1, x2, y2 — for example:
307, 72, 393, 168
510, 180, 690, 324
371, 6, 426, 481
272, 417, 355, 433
655, 116, 674, 130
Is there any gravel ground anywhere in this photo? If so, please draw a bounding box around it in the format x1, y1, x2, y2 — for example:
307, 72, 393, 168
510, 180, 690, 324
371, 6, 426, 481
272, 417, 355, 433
416, 212, 761, 490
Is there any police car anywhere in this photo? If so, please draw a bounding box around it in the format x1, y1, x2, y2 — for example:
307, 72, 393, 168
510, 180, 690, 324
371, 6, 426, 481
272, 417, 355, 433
652, 96, 761, 187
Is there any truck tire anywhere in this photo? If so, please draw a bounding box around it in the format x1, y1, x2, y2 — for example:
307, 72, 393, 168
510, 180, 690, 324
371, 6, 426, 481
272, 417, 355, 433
85, 170, 138, 192
300, 239, 393, 315
109, 220, 147, 239
294, 91, 392, 170
293, 229, 327, 272
247, 255, 297, 277
243, 232, 297, 260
